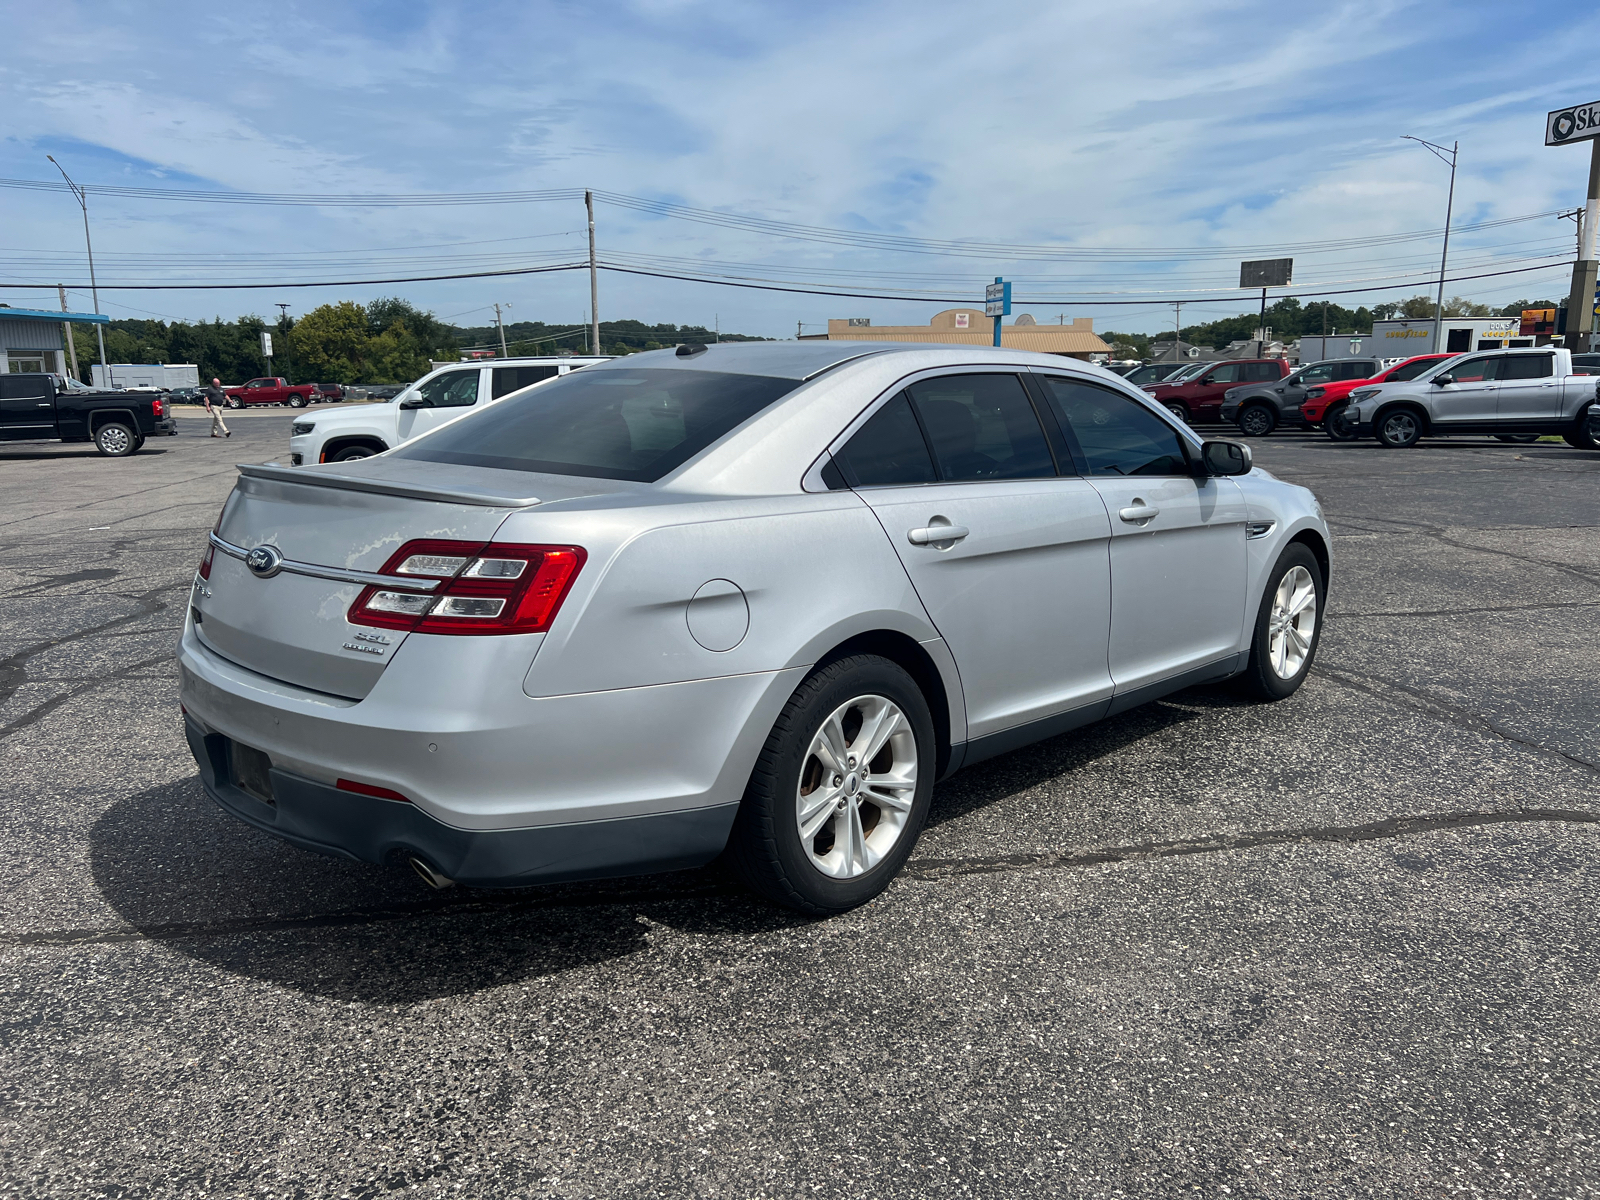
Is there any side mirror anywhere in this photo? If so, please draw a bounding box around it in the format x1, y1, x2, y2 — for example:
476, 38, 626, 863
1201, 440, 1252, 476
1433, 374, 1454, 386
398, 396, 428, 409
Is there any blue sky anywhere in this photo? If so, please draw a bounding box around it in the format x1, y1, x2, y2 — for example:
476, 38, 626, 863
2, 0, 1597, 338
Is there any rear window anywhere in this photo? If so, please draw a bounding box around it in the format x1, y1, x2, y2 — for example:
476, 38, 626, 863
393, 368, 800, 482
1386, 357, 1442, 382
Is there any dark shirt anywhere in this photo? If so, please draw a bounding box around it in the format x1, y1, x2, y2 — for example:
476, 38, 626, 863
204, 385, 225, 407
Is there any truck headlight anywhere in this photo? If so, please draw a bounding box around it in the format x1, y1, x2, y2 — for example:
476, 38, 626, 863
291, 422, 315, 436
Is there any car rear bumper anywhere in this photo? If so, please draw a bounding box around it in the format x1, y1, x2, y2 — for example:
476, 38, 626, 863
185, 715, 736, 887
178, 622, 801, 885
153, 418, 178, 436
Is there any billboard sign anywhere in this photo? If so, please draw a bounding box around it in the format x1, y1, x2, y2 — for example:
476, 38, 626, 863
259, 331, 273, 358
1546, 100, 1600, 146
1240, 258, 1293, 288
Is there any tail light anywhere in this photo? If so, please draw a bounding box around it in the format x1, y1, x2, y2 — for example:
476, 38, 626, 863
197, 499, 228, 579
152, 397, 165, 417
348, 538, 586, 636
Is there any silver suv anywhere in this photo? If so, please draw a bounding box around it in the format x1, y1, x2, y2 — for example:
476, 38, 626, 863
1345, 347, 1600, 448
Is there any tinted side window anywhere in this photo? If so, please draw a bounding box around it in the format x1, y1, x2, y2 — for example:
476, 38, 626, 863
417, 370, 482, 408
0, 375, 51, 400
1205, 364, 1242, 385
904, 374, 1054, 482
1039, 378, 1189, 477
1245, 362, 1281, 381
492, 365, 559, 399
1335, 361, 1378, 381
1498, 354, 1553, 380
1448, 357, 1498, 383
1298, 364, 1336, 385
1386, 357, 1439, 382
833, 394, 936, 487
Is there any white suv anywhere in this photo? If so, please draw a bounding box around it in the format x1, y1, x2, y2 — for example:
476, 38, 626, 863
288, 356, 610, 465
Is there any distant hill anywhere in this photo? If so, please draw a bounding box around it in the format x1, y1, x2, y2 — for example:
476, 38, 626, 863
455, 318, 768, 356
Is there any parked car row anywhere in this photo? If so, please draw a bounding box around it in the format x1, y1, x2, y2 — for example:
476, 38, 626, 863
1119, 349, 1600, 451
222, 378, 344, 408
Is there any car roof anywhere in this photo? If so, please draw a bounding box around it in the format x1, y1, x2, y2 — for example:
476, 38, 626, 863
580, 341, 1138, 381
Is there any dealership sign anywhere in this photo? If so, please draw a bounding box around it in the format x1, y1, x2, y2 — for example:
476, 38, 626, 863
1546, 100, 1600, 146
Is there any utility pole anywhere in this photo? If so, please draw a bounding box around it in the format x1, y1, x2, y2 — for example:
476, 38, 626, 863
585, 190, 600, 356
47, 155, 106, 375
493, 303, 509, 357
1170, 302, 1183, 361
275, 303, 290, 321
1257, 287, 1268, 356
714, 314, 719, 343
797, 320, 803, 340
58, 285, 80, 381
1403, 136, 1458, 353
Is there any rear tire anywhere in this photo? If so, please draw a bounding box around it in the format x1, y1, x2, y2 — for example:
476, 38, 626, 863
288, 395, 307, 408
225, 395, 242, 409
1237, 404, 1276, 437
95, 423, 138, 457
1374, 407, 1422, 448
725, 654, 936, 915
1237, 542, 1323, 702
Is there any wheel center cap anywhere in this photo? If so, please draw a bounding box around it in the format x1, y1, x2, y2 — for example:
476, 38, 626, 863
845, 772, 860, 795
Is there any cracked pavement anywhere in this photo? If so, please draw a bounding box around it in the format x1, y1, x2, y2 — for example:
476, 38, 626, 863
1, 409, 1598, 1198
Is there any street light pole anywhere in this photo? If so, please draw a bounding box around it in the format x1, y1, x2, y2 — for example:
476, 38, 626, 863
47, 155, 107, 377
1403, 136, 1458, 354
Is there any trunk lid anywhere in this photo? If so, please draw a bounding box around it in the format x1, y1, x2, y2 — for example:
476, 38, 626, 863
196, 464, 528, 699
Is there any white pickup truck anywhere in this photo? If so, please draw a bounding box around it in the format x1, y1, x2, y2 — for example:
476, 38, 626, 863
1343, 346, 1600, 449
288, 356, 609, 465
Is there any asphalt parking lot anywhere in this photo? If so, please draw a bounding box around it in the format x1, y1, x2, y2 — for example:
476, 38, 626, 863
2, 407, 1597, 1198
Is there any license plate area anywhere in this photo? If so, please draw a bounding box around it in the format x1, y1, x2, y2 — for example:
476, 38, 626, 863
228, 739, 276, 805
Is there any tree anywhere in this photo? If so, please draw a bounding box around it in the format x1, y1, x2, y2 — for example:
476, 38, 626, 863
288, 302, 371, 381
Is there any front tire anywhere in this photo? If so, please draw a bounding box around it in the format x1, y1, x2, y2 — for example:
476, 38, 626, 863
95, 422, 138, 457
332, 445, 378, 462
1237, 542, 1324, 701
1164, 402, 1189, 423
726, 654, 936, 915
1237, 404, 1276, 437
1374, 408, 1422, 448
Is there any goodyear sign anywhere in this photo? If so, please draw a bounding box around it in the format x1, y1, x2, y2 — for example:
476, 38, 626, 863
1546, 100, 1600, 146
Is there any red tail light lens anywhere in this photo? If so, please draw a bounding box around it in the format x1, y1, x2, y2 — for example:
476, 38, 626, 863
197, 500, 228, 580
152, 397, 165, 417
336, 778, 411, 803
348, 538, 586, 636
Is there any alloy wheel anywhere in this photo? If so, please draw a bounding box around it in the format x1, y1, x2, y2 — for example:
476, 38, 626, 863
1380, 412, 1419, 446
97, 425, 131, 455
796, 694, 918, 879
1239, 406, 1274, 437
1267, 565, 1317, 679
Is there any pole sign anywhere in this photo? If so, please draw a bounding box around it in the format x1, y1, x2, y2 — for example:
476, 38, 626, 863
260, 331, 273, 358
1239, 258, 1293, 288
1546, 101, 1600, 146
984, 281, 1012, 317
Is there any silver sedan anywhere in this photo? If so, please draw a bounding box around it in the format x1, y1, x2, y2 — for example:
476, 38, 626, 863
180, 342, 1330, 914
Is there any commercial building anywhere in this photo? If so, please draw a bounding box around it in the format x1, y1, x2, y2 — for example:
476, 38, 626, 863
1370, 317, 1530, 358
809, 310, 1109, 360
0, 306, 109, 378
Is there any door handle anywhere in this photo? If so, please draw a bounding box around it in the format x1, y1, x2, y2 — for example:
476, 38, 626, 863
1119, 504, 1160, 523
907, 524, 969, 545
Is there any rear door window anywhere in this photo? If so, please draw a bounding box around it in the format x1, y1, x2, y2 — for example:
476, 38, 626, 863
831, 393, 937, 487
491, 365, 559, 398
904, 374, 1056, 481
1334, 361, 1378, 381
1039, 377, 1189, 477
1245, 362, 1281, 381
394, 367, 799, 482
416, 370, 483, 408
1497, 354, 1554, 380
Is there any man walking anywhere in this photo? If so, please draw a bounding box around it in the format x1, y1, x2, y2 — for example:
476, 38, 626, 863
204, 378, 231, 438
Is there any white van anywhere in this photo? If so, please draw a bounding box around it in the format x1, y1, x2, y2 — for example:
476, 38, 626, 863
287, 356, 610, 465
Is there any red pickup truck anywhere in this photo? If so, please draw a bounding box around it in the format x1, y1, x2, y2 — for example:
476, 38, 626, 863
223, 378, 343, 408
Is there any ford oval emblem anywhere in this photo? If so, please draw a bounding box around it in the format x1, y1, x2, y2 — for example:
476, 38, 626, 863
245, 545, 285, 579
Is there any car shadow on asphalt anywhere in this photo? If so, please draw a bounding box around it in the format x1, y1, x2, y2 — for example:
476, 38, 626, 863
87, 776, 803, 1004
88, 691, 1228, 1003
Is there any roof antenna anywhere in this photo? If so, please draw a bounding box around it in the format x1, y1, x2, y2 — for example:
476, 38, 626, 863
676, 342, 708, 357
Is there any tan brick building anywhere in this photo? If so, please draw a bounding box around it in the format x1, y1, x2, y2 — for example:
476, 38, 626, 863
808, 309, 1109, 360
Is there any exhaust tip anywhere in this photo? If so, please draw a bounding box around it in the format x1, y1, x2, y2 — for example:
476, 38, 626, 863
408, 856, 456, 890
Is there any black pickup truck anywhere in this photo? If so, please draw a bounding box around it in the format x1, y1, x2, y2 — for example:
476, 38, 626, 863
0, 373, 177, 456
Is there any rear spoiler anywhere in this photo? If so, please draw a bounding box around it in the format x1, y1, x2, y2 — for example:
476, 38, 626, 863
236, 462, 541, 509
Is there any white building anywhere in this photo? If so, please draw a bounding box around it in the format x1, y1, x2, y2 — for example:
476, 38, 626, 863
1370, 317, 1531, 359
0, 306, 109, 377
